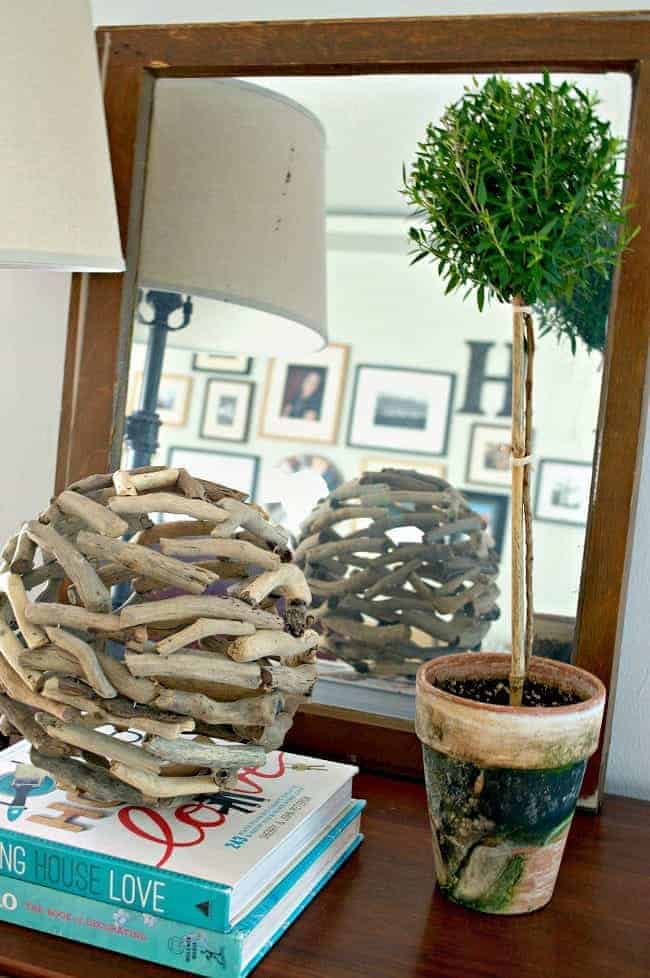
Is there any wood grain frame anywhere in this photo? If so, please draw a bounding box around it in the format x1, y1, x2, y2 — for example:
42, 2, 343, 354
56, 13, 650, 807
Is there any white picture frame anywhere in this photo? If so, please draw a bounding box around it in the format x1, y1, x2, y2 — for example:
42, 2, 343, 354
347, 365, 455, 456
466, 422, 512, 487
534, 459, 592, 526
128, 372, 193, 427
259, 343, 349, 444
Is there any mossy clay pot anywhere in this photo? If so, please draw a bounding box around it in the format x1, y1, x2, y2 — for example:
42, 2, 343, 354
415, 653, 605, 914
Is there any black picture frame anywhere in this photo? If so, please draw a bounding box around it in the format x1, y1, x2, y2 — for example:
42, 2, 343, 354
534, 458, 592, 527
191, 353, 252, 375
346, 364, 456, 457
462, 489, 509, 557
167, 446, 260, 500
199, 378, 255, 443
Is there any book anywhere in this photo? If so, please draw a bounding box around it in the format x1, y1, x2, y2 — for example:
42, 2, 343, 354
0, 737, 357, 930
0, 800, 364, 977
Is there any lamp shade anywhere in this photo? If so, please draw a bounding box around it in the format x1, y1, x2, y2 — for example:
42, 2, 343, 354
0, 1, 123, 272
138, 78, 327, 355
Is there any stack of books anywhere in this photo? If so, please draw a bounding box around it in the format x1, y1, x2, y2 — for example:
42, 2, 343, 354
0, 738, 362, 976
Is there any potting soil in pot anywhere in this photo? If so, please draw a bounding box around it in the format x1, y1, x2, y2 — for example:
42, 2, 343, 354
435, 677, 581, 707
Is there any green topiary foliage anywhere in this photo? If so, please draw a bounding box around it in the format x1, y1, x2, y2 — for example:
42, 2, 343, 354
403, 73, 635, 327
534, 263, 612, 355
533, 225, 618, 355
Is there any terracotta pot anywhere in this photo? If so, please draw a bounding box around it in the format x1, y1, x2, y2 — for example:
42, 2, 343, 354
415, 652, 605, 914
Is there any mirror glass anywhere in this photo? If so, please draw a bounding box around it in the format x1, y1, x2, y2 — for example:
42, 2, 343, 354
122, 71, 631, 719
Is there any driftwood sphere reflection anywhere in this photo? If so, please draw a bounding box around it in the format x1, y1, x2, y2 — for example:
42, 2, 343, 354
296, 468, 501, 680
0, 467, 315, 804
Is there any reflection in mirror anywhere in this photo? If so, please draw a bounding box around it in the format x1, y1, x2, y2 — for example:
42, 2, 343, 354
122, 71, 631, 720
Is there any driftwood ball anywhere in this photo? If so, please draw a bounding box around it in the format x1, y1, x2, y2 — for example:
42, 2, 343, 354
0, 466, 316, 805
296, 468, 501, 680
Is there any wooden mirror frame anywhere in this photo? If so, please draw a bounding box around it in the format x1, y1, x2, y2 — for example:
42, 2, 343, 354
56, 13, 650, 808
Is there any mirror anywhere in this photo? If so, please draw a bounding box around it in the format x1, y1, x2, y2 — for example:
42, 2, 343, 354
122, 71, 631, 720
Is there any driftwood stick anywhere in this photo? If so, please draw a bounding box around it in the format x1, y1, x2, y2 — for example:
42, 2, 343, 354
0, 572, 48, 649
306, 505, 386, 534
77, 530, 217, 596
328, 478, 391, 503
234, 564, 311, 607
20, 645, 83, 679
324, 617, 410, 647
294, 531, 321, 564
44, 626, 117, 699
30, 748, 147, 805
126, 649, 262, 689
35, 715, 165, 772
227, 629, 319, 663
9, 526, 37, 574
155, 688, 281, 726
21, 560, 65, 591
144, 736, 265, 769
196, 560, 249, 579
96, 651, 158, 704
309, 567, 382, 597
120, 595, 283, 631
160, 536, 280, 570
67, 472, 116, 494
176, 468, 208, 500
0, 693, 70, 756
0, 652, 76, 719
236, 712, 295, 751
262, 660, 318, 695
56, 490, 129, 538
25, 601, 122, 633
109, 762, 226, 798
25, 521, 111, 613
364, 558, 423, 599
133, 519, 216, 546
96, 562, 134, 587
112, 470, 137, 495
212, 498, 289, 553
109, 492, 229, 524
41, 676, 102, 715
1, 532, 20, 567
198, 478, 248, 503
95, 697, 195, 738
128, 468, 181, 493
307, 536, 387, 563
155, 618, 255, 656
0, 618, 37, 686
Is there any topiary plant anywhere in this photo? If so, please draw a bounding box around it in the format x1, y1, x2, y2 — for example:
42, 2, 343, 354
533, 225, 618, 355
403, 72, 635, 703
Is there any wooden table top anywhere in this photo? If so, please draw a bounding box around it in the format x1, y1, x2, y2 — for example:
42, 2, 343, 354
0, 772, 647, 978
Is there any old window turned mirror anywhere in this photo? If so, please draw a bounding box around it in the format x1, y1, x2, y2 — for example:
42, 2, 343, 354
57, 15, 650, 808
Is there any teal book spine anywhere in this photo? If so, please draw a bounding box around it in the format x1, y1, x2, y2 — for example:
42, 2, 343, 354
0, 826, 232, 931
0, 835, 363, 978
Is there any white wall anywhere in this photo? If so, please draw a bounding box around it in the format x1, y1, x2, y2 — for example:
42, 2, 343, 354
0, 271, 70, 545
0, 1, 644, 796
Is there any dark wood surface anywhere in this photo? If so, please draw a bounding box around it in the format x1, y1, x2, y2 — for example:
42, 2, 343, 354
0, 773, 647, 978
55, 13, 650, 800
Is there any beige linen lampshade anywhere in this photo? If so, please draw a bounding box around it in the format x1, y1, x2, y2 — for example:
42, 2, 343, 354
0, 1, 123, 271
137, 78, 327, 355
